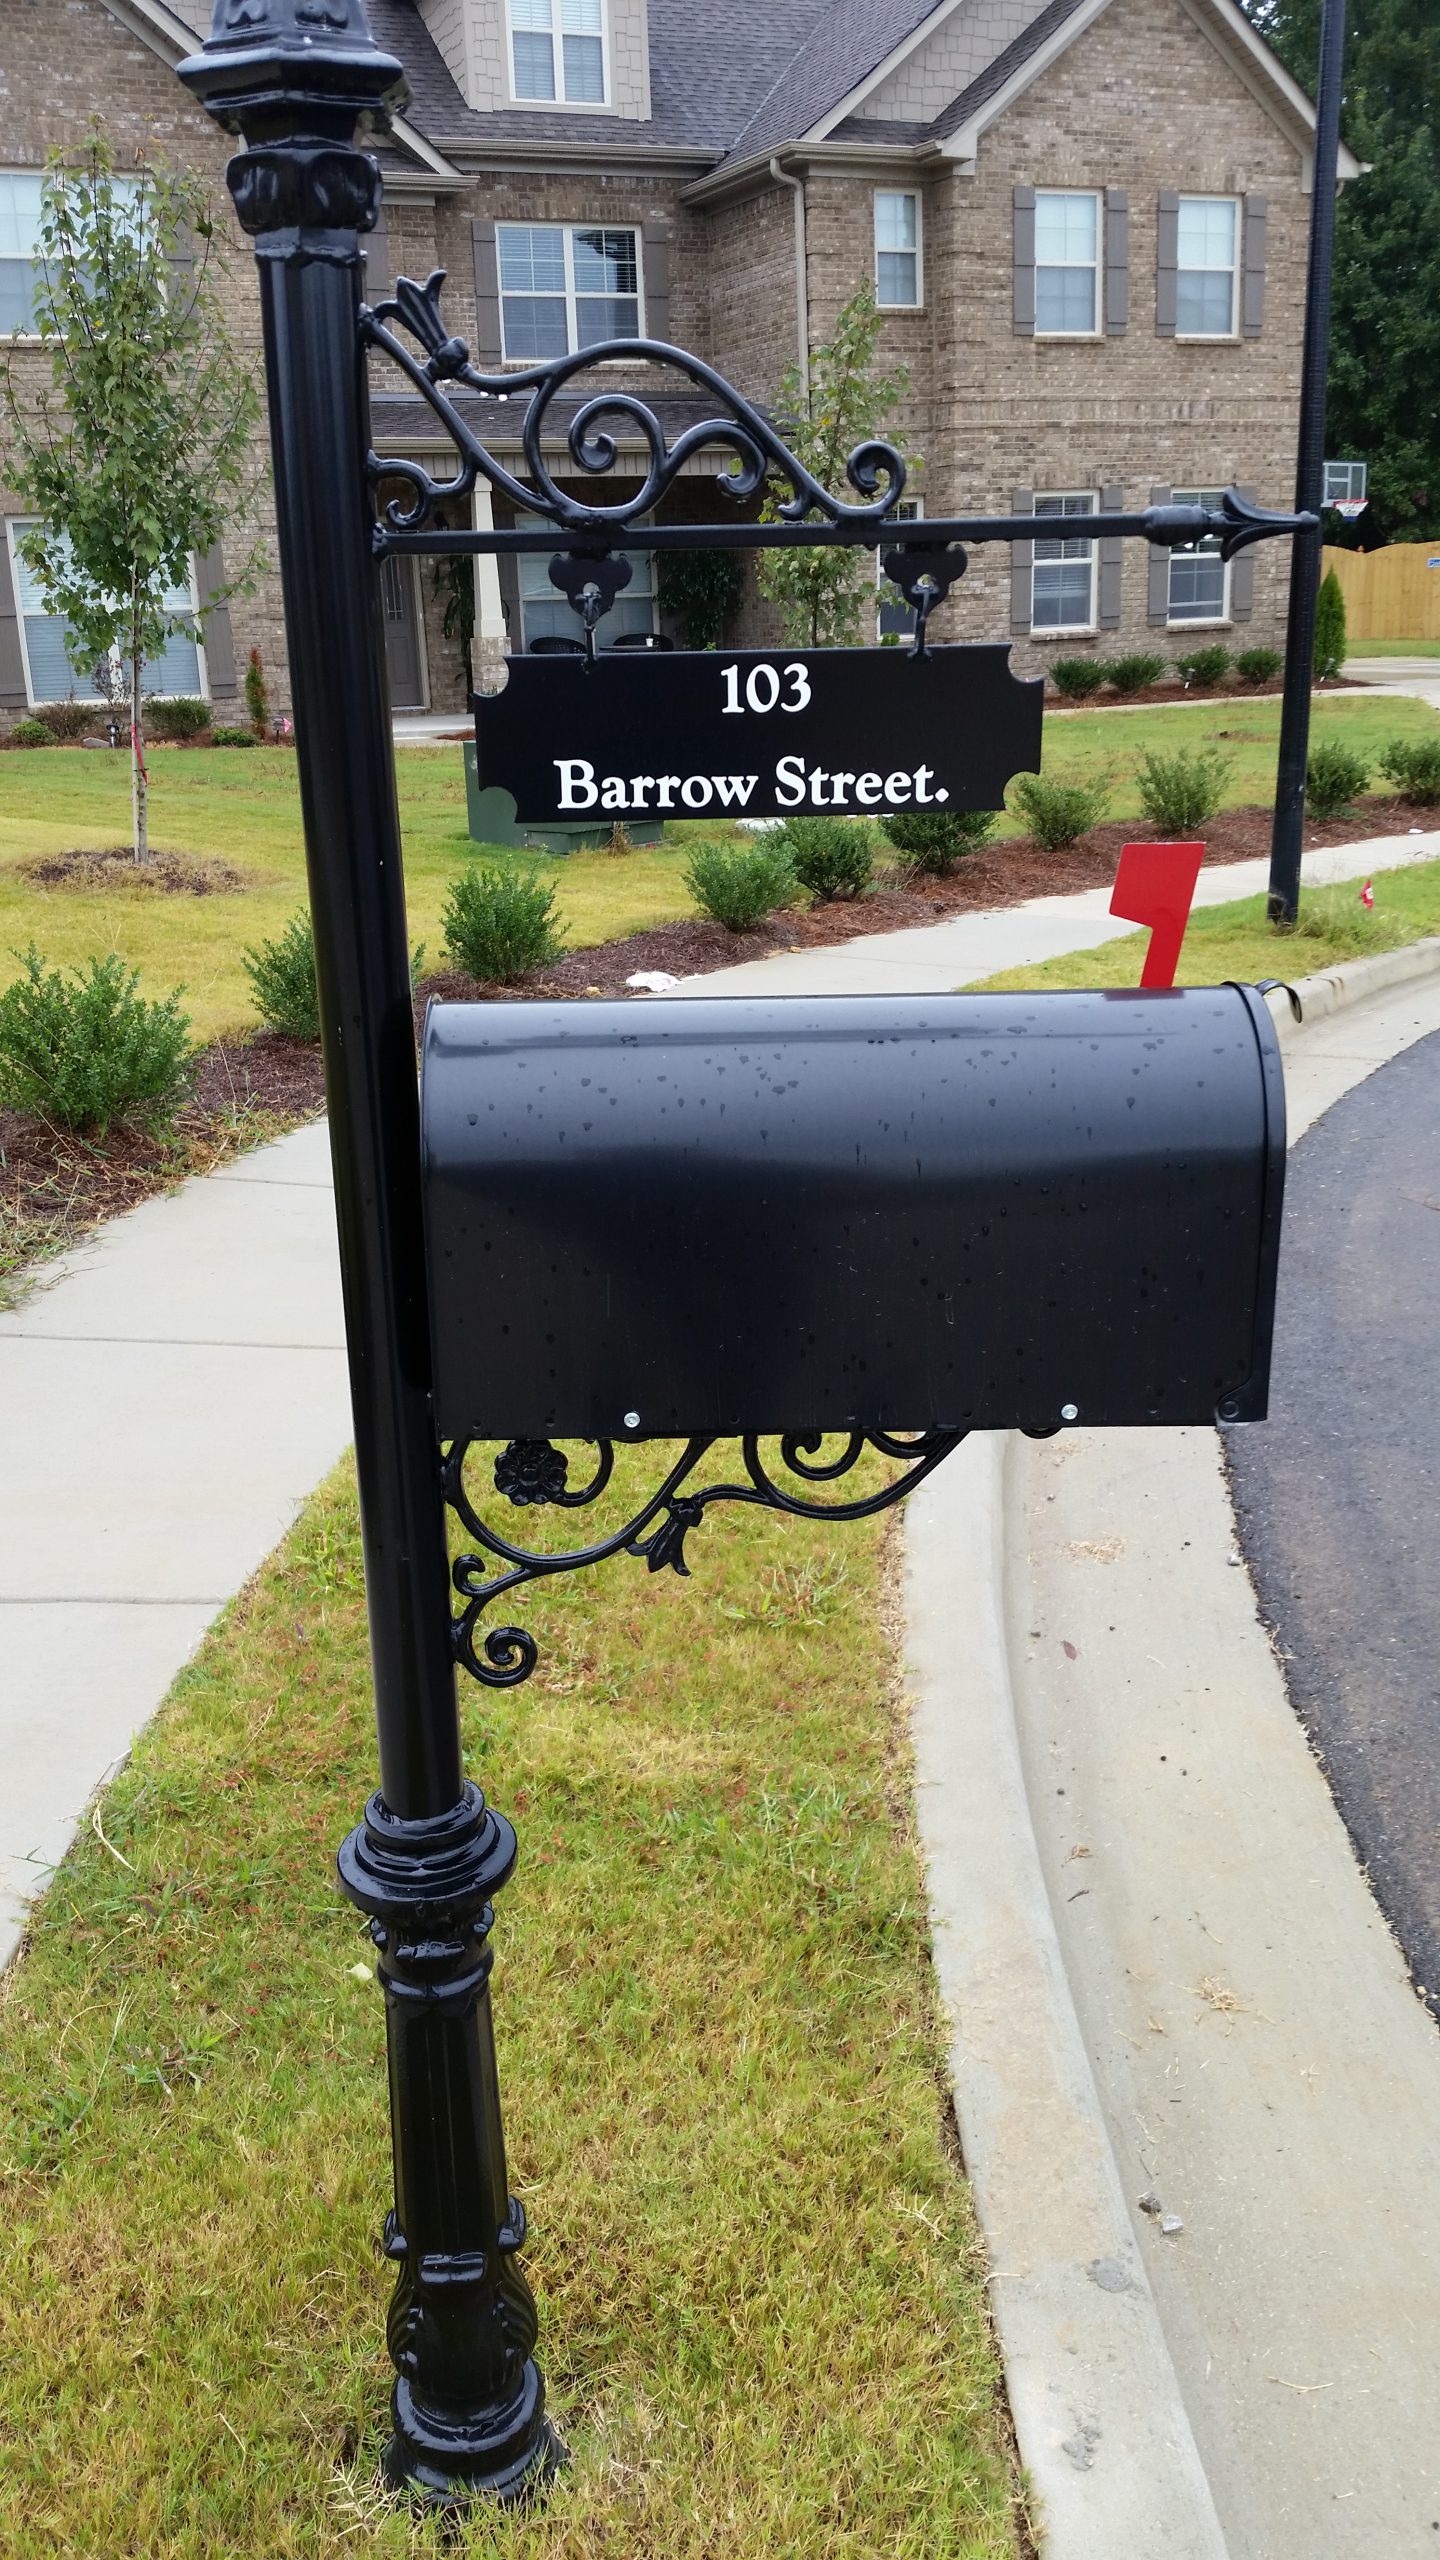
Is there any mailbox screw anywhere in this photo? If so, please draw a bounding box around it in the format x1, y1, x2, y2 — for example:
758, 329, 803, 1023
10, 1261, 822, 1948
624, 1411, 641, 1430
1060, 1403, 1079, 1422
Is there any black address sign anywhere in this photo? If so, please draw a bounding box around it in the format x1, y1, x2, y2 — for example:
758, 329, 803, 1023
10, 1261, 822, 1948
471, 644, 1044, 826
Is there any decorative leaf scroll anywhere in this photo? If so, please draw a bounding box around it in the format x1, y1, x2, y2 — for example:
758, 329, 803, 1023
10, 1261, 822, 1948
362, 269, 908, 538
442, 1432, 966, 1690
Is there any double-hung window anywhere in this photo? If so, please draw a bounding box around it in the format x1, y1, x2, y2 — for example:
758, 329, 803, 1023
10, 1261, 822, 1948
1176, 198, 1237, 337
1035, 191, 1099, 335
509, 0, 606, 103
4, 522, 201, 703
498, 223, 639, 360
1167, 487, 1228, 623
874, 192, 920, 308
1031, 494, 1096, 631
0, 170, 44, 336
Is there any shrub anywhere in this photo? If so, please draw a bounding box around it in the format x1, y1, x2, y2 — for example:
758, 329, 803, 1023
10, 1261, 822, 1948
1305, 739, 1369, 821
10, 718, 55, 747
210, 724, 258, 747
244, 646, 270, 738
880, 808, 995, 875
1235, 645, 1283, 685
0, 947, 192, 1135
1135, 744, 1234, 832
1377, 735, 1440, 804
684, 839, 797, 932
1100, 653, 1166, 698
1048, 656, 1105, 700
144, 696, 212, 741
1313, 566, 1347, 679
34, 700, 96, 741
769, 816, 874, 901
441, 863, 565, 982
1176, 644, 1230, 689
242, 912, 321, 1041
1009, 771, 1112, 850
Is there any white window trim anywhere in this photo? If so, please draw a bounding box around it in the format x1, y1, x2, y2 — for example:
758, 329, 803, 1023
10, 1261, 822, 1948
498, 221, 643, 366
1174, 195, 1240, 342
505, 0, 611, 111
1166, 489, 1231, 625
1030, 491, 1098, 636
1034, 188, 1102, 341
5, 518, 206, 706
874, 190, 922, 311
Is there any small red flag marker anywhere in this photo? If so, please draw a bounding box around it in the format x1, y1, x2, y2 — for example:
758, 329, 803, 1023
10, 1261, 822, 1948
1360, 877, 1375, 909
1109, 840, 1205, 988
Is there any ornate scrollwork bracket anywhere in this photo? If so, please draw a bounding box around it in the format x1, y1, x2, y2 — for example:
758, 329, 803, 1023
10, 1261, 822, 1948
880, 542, 968, 659
442, 1433, 966, 1692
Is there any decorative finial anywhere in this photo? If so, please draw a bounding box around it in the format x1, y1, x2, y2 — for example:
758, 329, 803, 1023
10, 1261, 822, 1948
177, 0, 408, 148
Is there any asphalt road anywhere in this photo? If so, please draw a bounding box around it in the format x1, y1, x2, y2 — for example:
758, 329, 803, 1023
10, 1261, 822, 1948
1229, 1028, 1440, 2018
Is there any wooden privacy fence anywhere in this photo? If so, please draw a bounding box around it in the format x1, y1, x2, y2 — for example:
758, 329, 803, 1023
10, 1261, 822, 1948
1322, 542, 1440, 641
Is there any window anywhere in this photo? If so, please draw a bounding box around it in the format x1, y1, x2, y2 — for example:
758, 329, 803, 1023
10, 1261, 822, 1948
1031, 493, 1095, 631
877, 500, 921, 641
875, 192, 920, 308
5, 522, 201, 703
1324, 459, 1367, 504
1168, 487, 1229, 622
509, 0, 606, 103
498, 224, 639, 359
1035, 192, 1099, 335
516, 513, 655, 648
1176, 198, 1237, 337
0, 170, 44, 336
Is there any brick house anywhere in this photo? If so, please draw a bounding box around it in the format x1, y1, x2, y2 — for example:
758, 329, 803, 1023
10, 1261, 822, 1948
0, 0, 1355, 723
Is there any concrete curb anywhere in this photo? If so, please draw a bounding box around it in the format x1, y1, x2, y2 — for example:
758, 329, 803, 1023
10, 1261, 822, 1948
905, 947, 1440, 2557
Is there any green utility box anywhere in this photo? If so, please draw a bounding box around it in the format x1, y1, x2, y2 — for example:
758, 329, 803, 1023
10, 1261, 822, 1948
463, 742, 664, 854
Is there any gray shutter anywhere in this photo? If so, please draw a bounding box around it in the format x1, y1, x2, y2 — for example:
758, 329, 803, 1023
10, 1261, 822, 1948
195, 544, 237, 701
1241, 197, 1266, 338
0, 531, 29, 706
1104, 188, 1128, 335
1147, 483, 1172, 624
1230, 487, 1257, 621
366, 204, 391, 301
473, 220, 503, 367
1098, 484, 1124, 627
1011, 486, 1034, 631
1013, 186, 1036, 338
1156, 190, 1178, 337
641, 218, 671, 343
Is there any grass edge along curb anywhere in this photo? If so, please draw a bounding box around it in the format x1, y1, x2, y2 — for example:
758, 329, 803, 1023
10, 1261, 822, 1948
0, 1454, 1027, 2559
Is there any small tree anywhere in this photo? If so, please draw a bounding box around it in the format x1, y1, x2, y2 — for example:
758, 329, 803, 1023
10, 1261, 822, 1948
1, 129, 260, 860
757, 283, 914, 648
1313, 565, 1348, 680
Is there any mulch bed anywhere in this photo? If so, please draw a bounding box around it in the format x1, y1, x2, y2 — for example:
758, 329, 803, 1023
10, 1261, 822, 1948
1052, 675, 1361, 711
21, 845, 247, 894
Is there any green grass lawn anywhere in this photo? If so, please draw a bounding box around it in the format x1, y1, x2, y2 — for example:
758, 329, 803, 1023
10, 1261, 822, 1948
2, 689, 1438, 1039
0, 1450, 1025, 2559
965, 859, 1440, 993
1343, 638, 1440, 658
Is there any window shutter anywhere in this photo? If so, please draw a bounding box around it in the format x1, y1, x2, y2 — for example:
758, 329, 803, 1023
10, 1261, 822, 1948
1011, 486, 1034, 631
641, 218, 671, 343
1013, 187, 1036, 338
472, 220, 503, 367
1147, 484, 1172, 624
195, 544, 238, 702
1156, 191, 1178, 337
366, 204, 391, 302
1242, 197, 1266, 338
1098, 484, 1124, 627
0, 536, 29, 707
1230, 488, 1257, 621
1104, 188, 1128, 334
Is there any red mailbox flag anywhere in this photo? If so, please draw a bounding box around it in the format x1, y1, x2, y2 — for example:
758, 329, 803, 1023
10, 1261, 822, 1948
1110, 840, 1205, 989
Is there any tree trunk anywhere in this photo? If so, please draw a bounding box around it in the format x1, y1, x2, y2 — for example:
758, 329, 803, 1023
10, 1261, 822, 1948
130, 619, 149, 865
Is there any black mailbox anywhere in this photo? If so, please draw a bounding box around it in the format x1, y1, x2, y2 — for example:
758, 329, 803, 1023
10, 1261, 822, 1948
420, 988, 1285, 1442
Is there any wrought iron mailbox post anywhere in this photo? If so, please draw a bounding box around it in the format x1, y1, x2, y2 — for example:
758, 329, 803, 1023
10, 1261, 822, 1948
176, 0, 1314, 2509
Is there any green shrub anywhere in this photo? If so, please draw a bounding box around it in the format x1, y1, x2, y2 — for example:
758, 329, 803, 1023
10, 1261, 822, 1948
1135, 743, 1234, 831
441, 863, 565, 982
1008, 772, 1112, 850
0, 947, 192, 1136
1100, 652, 1166, 698
1048, 656, 1105, 700
683, 839, 797, 932
1313, 566, 1347, 679
34, 700, 96, 741
210, 724, 258, 748
880, 809, 995, 874
10, 718, 55, 747
1176, 643, 1230, 689
1235, 645, 1283, 685
1304, 739, 1369, 821
144, 696, 212, 740
242, 912, 321, 1041
1377, 735, 1440, 804
769, 816, 874, 902
244, 646, 270, 738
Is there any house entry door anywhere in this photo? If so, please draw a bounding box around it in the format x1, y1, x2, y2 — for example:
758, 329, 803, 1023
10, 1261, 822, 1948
380, 551, 426, 708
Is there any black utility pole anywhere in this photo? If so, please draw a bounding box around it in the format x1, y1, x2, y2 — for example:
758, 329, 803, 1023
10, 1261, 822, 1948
179, 2, 557, 2506
1268, 0, 1350, 923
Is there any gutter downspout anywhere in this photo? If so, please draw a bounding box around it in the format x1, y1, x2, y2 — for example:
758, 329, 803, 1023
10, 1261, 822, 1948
769, 154, 809, 404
